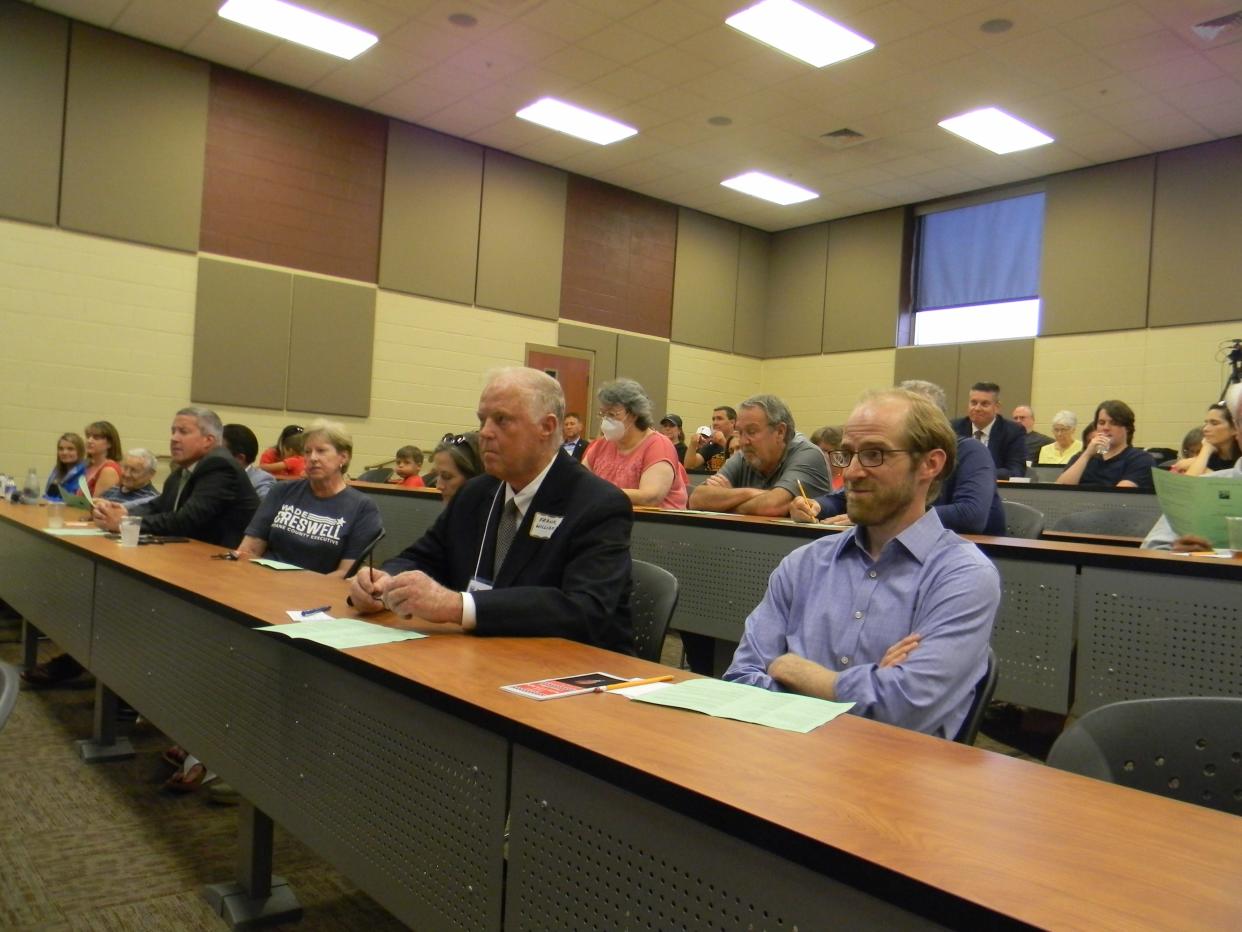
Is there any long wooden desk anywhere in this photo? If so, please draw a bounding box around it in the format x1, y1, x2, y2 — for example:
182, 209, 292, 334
350, 483, 1242, 717
4, 502, 1242, 930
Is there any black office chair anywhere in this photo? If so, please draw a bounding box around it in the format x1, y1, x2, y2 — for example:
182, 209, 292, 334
630, 560, 679, 663
0, 662, 19, 733
1046, 697, 1242, 816
953, 647, 997, 745
356, 467, 393, 483
1050, 508, 1157, 538
1025, 464, 1065, 483
1001, 500, 1045, 539
1145, 447, 1178, 466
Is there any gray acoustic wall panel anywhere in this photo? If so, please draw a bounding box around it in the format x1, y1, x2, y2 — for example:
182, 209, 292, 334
476, 150, 566, 321
287, 276, 376, 417
733, 226, 769, 358
894, 345, 961, 416
957, 340, 1034, 414
671, 208, 739, 353
616, 334, 669, 417
379, 122, 483, 305
1041, 157, 1154, 335
60, 24, 208, 252
0, 2, 67, 226
192, 258, 291, 410
764, 223, 828, 358
823, 207, 906, 353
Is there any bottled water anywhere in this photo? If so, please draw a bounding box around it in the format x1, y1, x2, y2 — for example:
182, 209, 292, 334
21, 467, 40, 504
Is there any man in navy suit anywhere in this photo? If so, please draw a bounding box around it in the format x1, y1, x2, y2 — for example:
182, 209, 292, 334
561, 411, 588, 461
950, 382, 1026, 479
349, 367, 634, 654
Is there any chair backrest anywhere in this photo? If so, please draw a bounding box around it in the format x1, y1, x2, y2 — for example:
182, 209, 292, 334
1050, 508, 1156, 537
356, 467, 393, 483
1046, 697, 1242, 816
1145, 447, 1178, 465
953, 647, 997, 745
0, 662, 19, 732
629, 560, 679, 663
1025, 464, 1065, 483
1001, 500, 1045, 539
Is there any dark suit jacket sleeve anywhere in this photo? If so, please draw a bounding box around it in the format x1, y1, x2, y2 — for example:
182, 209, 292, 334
812, 490, 846, 517
138, 458, 238, 538
934, 439, 997, 533
994, 419, 1027, 479
472, 488, 632, 648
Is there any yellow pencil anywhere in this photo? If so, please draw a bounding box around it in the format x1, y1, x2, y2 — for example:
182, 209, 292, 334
797, 479, 808, 500
598, 674, 674, 692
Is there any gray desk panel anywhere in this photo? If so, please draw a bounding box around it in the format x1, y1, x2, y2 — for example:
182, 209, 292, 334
506, 745, 943, 931
989, 559, 1076, 712
1074, 567, 1242, 716
630, 519, 809, 643
0, 517, 95, 660
90, 565, 508, 932
997, 485, 1160, 531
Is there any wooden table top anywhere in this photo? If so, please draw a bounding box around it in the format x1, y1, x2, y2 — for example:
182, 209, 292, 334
6, 501, 1242, 930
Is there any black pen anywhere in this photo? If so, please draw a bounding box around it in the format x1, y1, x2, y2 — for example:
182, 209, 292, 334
300, 605, 331, 617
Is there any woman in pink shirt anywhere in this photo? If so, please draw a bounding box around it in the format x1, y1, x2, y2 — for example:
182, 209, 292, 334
583, 378, 687, 510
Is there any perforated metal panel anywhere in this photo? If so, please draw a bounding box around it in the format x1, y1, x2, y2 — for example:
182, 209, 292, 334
996, 486, 1160, 533
91, 565, 507, 931
364, 490, 442, 565
1075, 568, 1242, 715
507, 745, 944, 931
631, 520, 810, 642
989, 559, 1076, 712
0, 518, 95, 659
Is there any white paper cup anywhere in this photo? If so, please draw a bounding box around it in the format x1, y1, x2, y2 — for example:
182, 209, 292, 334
119, 515, 142, 548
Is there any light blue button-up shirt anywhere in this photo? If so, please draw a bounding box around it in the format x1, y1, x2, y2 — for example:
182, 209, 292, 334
724, 508, 1000, 738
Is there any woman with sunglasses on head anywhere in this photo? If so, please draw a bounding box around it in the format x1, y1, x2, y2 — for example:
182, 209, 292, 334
1171, 402, 1240, 475
44, 432, 86, 500
83, 420, 122, 497
258, 424, 306, 477
430, 432, 483, 505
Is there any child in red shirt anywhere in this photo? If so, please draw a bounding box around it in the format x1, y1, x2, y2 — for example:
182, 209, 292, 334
387, 445, 425, 488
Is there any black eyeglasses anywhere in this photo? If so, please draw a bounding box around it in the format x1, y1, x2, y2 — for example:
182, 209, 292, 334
829, 449, 912, 468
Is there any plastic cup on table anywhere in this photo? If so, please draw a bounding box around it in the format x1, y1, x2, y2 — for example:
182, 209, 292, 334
1226, 516, 1242, 556
47, 502, 65, 528
119, 515, 142, 548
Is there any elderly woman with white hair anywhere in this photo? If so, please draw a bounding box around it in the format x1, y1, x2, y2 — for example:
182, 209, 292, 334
99, 448, 160, 508
583, 378, 688, 509
1037, 410, 1082, 464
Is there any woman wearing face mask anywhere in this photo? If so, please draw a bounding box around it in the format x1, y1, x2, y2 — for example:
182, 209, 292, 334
583, 378, 688, 509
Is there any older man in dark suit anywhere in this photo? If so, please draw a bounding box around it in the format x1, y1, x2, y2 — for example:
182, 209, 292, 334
350, 367, 633, 654
950, 381, 1027, 479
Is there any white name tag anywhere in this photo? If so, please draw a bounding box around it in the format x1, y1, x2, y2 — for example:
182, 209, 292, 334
467, 576, 493, 593
529, 512, 563, 539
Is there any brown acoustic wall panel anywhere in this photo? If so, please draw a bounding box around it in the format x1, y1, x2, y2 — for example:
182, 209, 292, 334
733, 226, 769, 359
379, 122, 483, 304
1042, 157, 1154, 335
764, 223, 828, 358
287, 276, 375, 417
201, 67, 386, 283
0, 3, 67, 226
1149, 136, 1242, 328
560, 175, 677, 339
192, 258, 291, 410
476, 150, 566, 321
670, 208, 738, 352
60, 24, 208, 252
823, 208, 906, 353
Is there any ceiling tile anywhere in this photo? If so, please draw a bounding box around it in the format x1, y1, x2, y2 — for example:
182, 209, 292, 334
184, 18, 281, 71
311, 61, 409, 105
583, 66, 669, 103
518, 0, 612, 42
250, 42, 345, 89
1059, 3, 1166, 48
370, 77, 462, 123
622, 1, 717, 43
34, 0, 129, 27
541, 44, 625, 81
111, 0, 217, 47
630, 45, 718, 83
1187, 99, 1242, 137
576, 22, 668, 64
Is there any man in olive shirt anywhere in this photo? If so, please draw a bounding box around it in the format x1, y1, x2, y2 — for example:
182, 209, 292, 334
689, 394, 831, 517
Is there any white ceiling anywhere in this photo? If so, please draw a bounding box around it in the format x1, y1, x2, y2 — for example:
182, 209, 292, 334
29, 0, 1242, 231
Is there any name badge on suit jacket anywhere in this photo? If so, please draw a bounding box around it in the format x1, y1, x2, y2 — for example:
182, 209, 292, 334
530, 512, 563, 539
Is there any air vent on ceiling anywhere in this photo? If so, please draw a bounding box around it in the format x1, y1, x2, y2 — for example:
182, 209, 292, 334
819, 127, 868, 149
1192, 9, 1242, 42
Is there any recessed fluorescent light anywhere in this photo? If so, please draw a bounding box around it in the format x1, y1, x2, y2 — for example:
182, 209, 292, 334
515, 98, 637, 145
721, 171, 818, 205
938, 107, 1054, 154
218, 0, 378, 60
726, 0, 874, 68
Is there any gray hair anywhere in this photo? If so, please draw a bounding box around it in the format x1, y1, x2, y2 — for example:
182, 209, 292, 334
176, 405, 223, 441
898, 379, 947, 415
597, 378, 653, 430
126, 448, 158, 475
485, 367, 566, 433
740, 394, 795, 441
1050, 409, 1078, 430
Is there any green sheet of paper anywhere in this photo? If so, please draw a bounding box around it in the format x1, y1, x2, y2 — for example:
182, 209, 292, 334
632, 678, 853, 733
251, 557, 304, 571
43, 528, 108, 537
257, 618, 426, 650
1152, 469, 1242, 548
